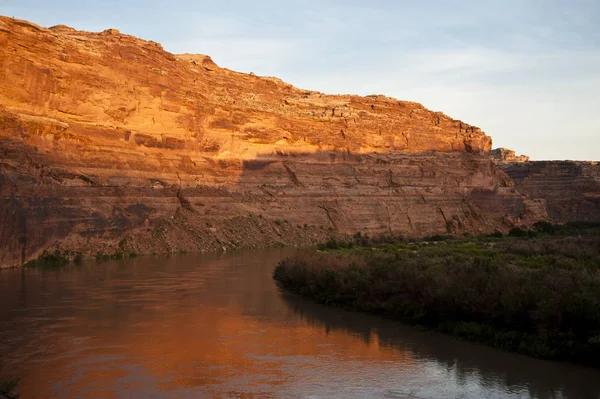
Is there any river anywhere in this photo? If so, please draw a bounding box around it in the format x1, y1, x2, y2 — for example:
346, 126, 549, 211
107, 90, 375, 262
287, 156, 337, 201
0, 249, 598, 399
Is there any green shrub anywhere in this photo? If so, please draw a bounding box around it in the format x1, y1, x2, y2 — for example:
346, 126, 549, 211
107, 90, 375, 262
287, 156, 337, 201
533, 221, 556, 234
0, 376, 20, 398
25, 253, 69, 268
423, 234, 450, 242
95, 252, 110, 261
318, 239, 340, 250
508, 227, 528, 237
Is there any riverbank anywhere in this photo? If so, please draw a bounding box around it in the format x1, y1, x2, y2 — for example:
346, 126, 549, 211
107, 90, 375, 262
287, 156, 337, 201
14, 212, 336, 269
273, 223, 600, 367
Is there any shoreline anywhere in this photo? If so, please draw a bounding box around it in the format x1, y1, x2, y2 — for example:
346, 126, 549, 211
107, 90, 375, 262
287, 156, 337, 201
273, 224, 600, 367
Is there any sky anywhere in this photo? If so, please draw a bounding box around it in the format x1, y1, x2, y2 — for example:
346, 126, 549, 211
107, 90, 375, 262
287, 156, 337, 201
2, 0, 599, 160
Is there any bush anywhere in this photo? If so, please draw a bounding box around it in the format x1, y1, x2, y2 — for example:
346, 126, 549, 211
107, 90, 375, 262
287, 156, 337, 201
95, 252, 110, 261
0, 376, 20, 398
423, 234, 450, 242
533, 221, 556, 234
508, 227, 528, 237
319, 239, 340, 250
25, 253, 69, 268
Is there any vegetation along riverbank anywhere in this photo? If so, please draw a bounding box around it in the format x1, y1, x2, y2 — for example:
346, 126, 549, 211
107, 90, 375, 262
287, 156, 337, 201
273, 222, 600, 367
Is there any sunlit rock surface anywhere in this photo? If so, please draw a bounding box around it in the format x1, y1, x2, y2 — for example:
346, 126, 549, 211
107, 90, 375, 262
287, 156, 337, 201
489, 148, 530, 164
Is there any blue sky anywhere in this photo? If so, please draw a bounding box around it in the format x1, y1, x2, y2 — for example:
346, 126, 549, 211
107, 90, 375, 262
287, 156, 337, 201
2, 0, 599, 160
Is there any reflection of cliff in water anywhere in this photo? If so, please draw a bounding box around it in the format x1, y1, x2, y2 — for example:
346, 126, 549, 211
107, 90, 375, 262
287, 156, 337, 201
280, 291, 600, 399
2, 248, 600, 398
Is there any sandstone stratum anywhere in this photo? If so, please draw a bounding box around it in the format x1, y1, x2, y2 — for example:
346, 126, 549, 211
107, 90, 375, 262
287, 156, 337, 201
0, 16, 549, 267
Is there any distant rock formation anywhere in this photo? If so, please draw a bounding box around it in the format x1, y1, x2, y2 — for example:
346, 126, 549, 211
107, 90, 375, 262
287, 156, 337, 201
488, 147, 599, 223
0, 16, 548, 267
489, 148, 530, 163
499, 161, 600, 223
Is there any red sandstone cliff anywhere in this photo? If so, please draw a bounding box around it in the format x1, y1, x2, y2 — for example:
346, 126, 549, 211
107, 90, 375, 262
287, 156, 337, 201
0, 17, 547, 267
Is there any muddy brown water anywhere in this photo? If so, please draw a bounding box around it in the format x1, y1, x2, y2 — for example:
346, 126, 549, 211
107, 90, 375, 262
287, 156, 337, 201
0, 249, 598, 399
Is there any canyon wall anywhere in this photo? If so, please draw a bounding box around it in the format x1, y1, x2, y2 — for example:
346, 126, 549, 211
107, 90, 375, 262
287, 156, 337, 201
0, 17, 547, 267
499, 161, 600, 223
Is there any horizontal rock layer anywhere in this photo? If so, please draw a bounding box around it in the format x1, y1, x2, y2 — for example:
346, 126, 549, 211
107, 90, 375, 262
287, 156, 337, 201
0, 17, 547, 267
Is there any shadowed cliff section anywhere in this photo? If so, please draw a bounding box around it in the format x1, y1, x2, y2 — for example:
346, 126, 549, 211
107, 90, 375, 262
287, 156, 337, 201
0, 16, 548, 267
499, 161, 600, 222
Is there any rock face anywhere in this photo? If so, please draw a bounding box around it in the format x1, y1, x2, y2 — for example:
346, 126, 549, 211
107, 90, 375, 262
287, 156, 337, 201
490, 147, 599, 223
489, 148, 530, 164
0, 17, 547, 267
499, 161, 600, 223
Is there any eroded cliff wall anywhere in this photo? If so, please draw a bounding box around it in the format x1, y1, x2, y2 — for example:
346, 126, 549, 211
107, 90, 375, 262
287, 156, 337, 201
0, 17, 547, 266
499, 161, 600, 223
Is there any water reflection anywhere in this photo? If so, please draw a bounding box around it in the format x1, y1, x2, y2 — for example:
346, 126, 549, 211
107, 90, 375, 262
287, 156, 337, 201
282, 293, 600, 399
0, 249, 598, 399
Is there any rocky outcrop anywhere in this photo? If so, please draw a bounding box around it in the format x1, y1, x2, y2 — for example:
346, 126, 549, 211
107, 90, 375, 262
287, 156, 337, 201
0, 17, 547, 267
489, 148, 530, 164
499, 161, 600, 223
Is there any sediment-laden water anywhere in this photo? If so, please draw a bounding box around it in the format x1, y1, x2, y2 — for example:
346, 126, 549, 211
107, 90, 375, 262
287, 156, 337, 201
0, 249, 598, 398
